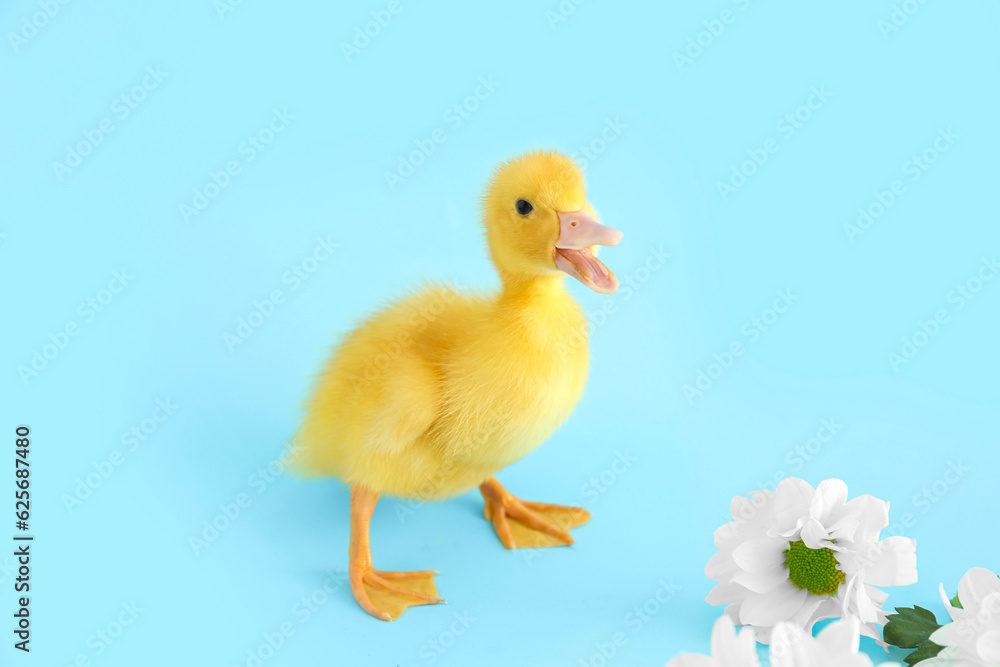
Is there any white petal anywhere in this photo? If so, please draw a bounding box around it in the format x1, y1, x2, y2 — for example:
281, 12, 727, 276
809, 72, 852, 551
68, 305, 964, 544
710, 615, 761, 666
769, 622, 807, 667
714, 522, 743, 545
770, 478, 815, 535
707, 581, 746, 606
740, 584, 809, 627
709, 614, 737, 654
788, 595, 828, 629
706, 550, 737, 580
841, 574, 883, 624
839, 495, 889, 544
978, 628, 1000, 663
733, 565, 790, 594
853, 581, 880, 624
937, 582, 962, 622
815, 616, 861, 653
771, 519, 805, 540
929, 620, 967, 647
733, 538, 786, 574
800, 518, 833, 549
825, 512, 860, 543
920, 647, 967, 667
865, 537, 917, 586
864, 583, 889, 609
958, 567, 1000, 612
810, 478, 848, 523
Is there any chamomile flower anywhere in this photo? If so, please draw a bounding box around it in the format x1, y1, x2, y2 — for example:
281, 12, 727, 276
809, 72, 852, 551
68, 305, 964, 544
922, 567, 1000, 667
705, 477, 917, 645
666, 616, 898, 667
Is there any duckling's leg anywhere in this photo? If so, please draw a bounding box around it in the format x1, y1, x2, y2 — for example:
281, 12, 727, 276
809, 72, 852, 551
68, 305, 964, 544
479, 477, 590, 549
348, 484, 444, 621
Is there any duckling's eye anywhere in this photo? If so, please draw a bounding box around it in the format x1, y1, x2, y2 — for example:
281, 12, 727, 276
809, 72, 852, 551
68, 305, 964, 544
515, 199, 534, 216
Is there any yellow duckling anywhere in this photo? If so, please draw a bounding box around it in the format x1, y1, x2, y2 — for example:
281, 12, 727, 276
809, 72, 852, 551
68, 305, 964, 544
294, 150, 623, 621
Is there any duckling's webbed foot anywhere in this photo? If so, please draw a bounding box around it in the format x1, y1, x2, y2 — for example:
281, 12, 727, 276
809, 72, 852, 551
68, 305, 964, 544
478, 477, 590, 549
349, 484, 444, 621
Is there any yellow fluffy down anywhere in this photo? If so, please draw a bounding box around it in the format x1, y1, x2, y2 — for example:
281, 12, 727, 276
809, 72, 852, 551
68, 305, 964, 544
292, 279, 589, 500
293, 150, 599, 501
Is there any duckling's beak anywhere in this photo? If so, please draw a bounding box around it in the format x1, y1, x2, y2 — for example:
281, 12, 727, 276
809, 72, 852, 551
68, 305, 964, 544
554, 210, 623, 294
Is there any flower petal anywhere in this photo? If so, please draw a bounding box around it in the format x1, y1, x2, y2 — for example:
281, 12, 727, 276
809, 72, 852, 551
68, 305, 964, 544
706, 581, 746, 606
815, 616, 861, 653
825, 513, 860, 543
839, 495, 889, 544
740, 584, 809, 627
733, 538, 786, 574
810, 478, 848, 523
919, 646, 962, 667
789, 594, 829, 630
769, 622, 807, 667
800, 518, 832, 549
770, 478, 815, 536
840, 573, 882, 624
930, 621, 967, 647
710, 615, 761, 666
709, 614, 737, 654
958, 567, 1000, 612
936, 582, 969, 624
733, 565, 790, 594
706, 549, 737, 581
865, 536, 917, 586
977, 628, 1000, 663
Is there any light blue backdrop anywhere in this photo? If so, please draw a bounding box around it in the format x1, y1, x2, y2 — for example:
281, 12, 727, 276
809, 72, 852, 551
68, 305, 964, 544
2, 0, 998, 664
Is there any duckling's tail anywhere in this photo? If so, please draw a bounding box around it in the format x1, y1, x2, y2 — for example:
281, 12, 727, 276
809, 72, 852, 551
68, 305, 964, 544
285, 431, 322, 479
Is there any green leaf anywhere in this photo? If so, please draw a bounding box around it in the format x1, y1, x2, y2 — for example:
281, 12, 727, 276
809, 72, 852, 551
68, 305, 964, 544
950, 592, 963, 609
903, 640, 945, 666
884, 606, 942, 648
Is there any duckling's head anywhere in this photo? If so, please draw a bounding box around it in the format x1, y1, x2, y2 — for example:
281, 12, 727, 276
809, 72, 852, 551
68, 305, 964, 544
481, 150, 623, 294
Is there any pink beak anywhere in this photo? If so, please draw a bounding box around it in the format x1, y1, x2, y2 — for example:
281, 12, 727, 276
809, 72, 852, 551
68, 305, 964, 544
553, 210, 623, 294
555, 210, 623, 249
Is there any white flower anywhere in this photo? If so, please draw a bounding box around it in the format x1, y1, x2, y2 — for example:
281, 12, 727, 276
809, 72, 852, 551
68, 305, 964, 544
705, 477, 918, 645
666, 615, 899, 667
770, 617, 900, 667
666, 616, 760, 667
922, 567, 1000, 667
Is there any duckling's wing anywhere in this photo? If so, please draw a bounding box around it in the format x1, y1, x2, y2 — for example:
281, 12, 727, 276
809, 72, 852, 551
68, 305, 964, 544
363, 351, 441, 457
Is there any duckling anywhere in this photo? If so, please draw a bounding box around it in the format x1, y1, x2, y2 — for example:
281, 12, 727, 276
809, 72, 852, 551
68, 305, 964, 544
294, 150, 623, 621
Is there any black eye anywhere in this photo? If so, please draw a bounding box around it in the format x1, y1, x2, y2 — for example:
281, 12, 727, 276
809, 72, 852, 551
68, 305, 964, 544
515, 199, 533, 216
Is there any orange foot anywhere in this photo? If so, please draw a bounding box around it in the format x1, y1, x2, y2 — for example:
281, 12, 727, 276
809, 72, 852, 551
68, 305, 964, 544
349, 484, 444, 621
479, 477, 590, 549
349, 564, 443, 621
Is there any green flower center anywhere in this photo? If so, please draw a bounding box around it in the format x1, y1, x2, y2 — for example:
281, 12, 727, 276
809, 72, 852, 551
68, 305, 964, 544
783, 539, 845, 596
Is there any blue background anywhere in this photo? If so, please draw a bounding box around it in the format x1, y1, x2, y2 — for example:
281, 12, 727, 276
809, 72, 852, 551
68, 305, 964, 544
2, 0, 998, 664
